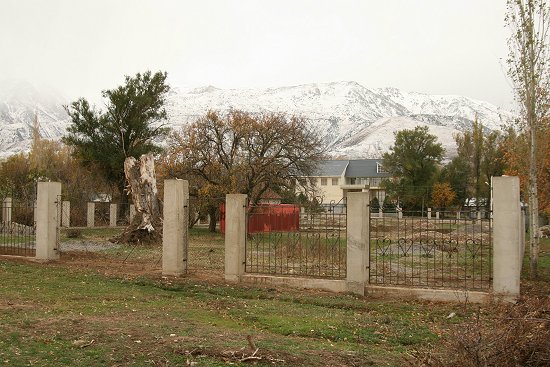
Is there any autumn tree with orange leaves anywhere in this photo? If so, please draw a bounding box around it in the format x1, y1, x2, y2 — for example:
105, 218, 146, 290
503, 120, 550, 216
431, 182, 457, 209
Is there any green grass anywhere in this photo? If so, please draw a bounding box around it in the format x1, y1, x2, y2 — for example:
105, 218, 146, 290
0, 260, 467, 366
522, 236, 550, 281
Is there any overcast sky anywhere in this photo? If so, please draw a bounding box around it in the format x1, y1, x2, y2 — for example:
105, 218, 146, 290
0, 0, 514, 108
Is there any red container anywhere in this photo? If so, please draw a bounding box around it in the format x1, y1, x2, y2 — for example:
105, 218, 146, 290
219, 203, 300, 233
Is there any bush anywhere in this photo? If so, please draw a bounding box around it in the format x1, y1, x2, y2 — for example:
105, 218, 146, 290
408, 296, 550, 366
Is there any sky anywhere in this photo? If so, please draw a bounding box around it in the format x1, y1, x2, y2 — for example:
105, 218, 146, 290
0, 0, 515, 108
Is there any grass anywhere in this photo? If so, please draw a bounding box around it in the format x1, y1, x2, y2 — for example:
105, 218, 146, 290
522, 236, 550, 280
0, 259, 468, 366
1, 224, 548, 365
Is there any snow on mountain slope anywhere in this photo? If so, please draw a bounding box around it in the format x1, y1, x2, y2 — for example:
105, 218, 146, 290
0, 79, 69, 156
0, 80, 513, 160
167, 81, 409, 147
375, 87, 514, 131
332, 116, 462, 158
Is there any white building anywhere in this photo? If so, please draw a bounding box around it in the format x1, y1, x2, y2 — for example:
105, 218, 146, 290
308, 159, 390, 205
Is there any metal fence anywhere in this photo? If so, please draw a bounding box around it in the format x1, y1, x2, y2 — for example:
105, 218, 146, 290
57, 199, 133, 228
186, 227, 225, 271
0, 198, 36, 257
57, 226, 163, 272
245, 203, 347, 278
184, 197, 225, 272
369, 209, 492, 290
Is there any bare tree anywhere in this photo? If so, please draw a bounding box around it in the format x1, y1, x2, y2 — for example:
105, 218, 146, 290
505, 0, 550, 278
162, 110, 324, 232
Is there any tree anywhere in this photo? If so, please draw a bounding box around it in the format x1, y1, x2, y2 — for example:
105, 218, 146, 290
502, 122, 550, 216
505, 0, 550, 278
113, 153, 163, 244
382, 126, 444, 210
452, 119, 506, 208
63, 71, 170, 201
161, 110, 324, 232
440, 156, 470, 207
432, 182, 457, 209
0, 154, 33, 202
370, 197, 380, 212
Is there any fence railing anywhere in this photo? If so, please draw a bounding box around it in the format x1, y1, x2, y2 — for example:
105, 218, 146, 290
245, 203, 347, 278
369, 209, 492, 290
57, 200, 135, 228
0, 198, 36, 257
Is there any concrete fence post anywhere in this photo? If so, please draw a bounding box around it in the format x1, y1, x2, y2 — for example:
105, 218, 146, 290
36, 182, 61, 260
397, 207, 403, 219
162, 179, 189, 276
378, 208, 383, 218
109, 203, 118, 227
346, 192, 370, 296
435, 211, 440, 220
492, 176, 521, 301
87, 202, 95, 227
225, 194, 247, 282
427, 208, 432, 220
61, 201, 70, 228
2, 197, 12, 223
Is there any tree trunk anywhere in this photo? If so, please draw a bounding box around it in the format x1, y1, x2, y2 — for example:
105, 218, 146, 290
112, 153, 162, 244
528, 123, 540, 278
208, 205, 217, 232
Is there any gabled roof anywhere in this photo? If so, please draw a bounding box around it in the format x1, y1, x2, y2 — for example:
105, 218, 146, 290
314, 159, 389, 178
346, 159, 388, 178
314, 160, 348, 176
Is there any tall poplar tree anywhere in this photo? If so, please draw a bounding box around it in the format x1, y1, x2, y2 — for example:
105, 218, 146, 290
505, 0, 550, 278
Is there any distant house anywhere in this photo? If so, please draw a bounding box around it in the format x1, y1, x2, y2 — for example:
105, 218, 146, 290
307, 159, 390, 205
258, 190, 282, 205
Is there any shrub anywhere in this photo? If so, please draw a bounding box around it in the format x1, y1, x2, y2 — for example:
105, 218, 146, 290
408, 296, 550, 366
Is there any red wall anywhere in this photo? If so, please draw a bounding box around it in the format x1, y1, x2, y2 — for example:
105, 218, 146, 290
219, 204, 300, 233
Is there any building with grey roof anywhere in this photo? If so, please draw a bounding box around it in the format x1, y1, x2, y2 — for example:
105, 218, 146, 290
309, 159, 390, 204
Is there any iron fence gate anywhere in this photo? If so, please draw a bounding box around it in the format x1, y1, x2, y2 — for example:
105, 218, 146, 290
245, 201, 347, 278
369, 210, 492, 290
186, 196, 225, 272
1, 197, 36, 257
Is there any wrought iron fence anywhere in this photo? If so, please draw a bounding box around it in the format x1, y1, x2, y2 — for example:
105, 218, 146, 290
57, 226, 163, 272
57, 199, 134, 228
186, 196, 225, 272
369, 209, 492, 290
245, 202, 347, 278
0, 198, 36, 257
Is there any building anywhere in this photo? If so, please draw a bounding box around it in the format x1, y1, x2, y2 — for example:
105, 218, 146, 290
308, 159, 390, 205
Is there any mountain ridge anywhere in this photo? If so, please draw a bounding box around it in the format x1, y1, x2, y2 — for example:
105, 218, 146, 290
0, 80, 515, 159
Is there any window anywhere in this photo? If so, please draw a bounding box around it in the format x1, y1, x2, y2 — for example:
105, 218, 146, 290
376, 163, 388, 174
321, 178, 327, 186
332, 178, 339, 185
309, 178, 317, 185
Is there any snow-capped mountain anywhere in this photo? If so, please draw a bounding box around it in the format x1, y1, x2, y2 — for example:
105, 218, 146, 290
0, 80, 515, 159
0, 79, 70, 156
